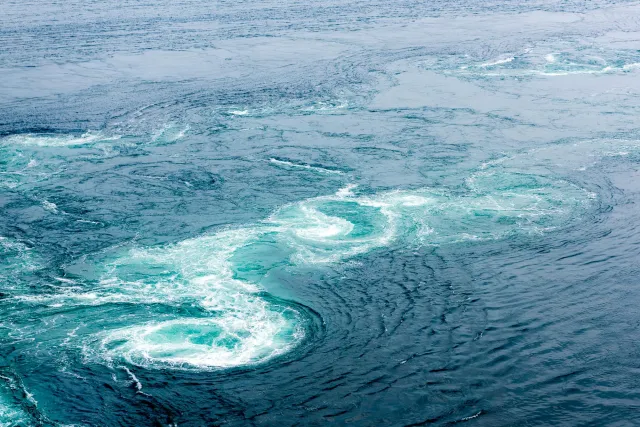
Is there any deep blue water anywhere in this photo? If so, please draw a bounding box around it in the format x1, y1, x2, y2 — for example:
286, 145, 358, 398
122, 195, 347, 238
2, 0, 640, 425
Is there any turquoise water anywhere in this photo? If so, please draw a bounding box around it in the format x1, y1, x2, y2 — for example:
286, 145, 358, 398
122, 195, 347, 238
3, 0, 640, 425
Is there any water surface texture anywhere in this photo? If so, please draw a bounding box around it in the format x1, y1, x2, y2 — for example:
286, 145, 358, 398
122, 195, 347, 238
2, 0, 640, 425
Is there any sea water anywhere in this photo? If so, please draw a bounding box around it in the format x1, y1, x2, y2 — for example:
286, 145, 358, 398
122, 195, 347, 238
2, 0, 640, 425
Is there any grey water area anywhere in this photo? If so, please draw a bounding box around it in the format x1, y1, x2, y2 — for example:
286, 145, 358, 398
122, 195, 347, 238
2, 0, 640, 425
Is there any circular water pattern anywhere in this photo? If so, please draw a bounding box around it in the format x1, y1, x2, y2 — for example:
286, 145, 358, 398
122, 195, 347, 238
88, 169, 592, 370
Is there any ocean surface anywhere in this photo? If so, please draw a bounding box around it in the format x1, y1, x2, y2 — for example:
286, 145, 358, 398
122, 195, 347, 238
2, 0, 640, 425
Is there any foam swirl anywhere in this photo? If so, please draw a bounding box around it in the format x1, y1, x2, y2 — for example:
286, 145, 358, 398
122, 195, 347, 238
79, 170, 592, 370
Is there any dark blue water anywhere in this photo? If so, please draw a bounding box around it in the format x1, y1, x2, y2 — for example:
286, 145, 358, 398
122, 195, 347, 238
2, 0, 640, 425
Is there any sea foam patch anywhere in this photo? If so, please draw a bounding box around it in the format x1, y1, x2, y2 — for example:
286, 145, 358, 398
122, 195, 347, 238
424, 44, 640, 78
2, 132, 120, 147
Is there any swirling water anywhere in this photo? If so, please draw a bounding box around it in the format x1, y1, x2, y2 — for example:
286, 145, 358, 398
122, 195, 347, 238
2, 0, 640, 425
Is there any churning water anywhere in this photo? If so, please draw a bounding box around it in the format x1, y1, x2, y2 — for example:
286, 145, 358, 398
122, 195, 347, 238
2, 0, 640, 425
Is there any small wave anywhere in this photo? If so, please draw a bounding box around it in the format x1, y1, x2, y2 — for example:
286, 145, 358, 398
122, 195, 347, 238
460, 411, 483, 422
222, 99, 348, 118
150, 124, 190, 144
1, 131, 120, 147
300, 100, 349, 112
479, 56, 515, 67
120, 366, 143, 393
269, 158, 345, 175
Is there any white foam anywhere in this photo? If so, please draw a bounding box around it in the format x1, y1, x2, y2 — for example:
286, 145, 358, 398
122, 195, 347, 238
452, 49, 640, 78
461, 411, 483, 422
269, 189, 399, 264
284, 205, 354, 240
76, 219, 102, 225
293, 211, 354, 240
151, 124, 190, 143
335, 184, 357, 197
120, 366, 143, 392
300, 100, 348, 112
42, 200, 58, 213
2, 131, 120, 147
269, 158, 344, 175
479, 56, 514, 67
395, 194, 432, 207
73, 226, 308, 370
95, 309, 303, 369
